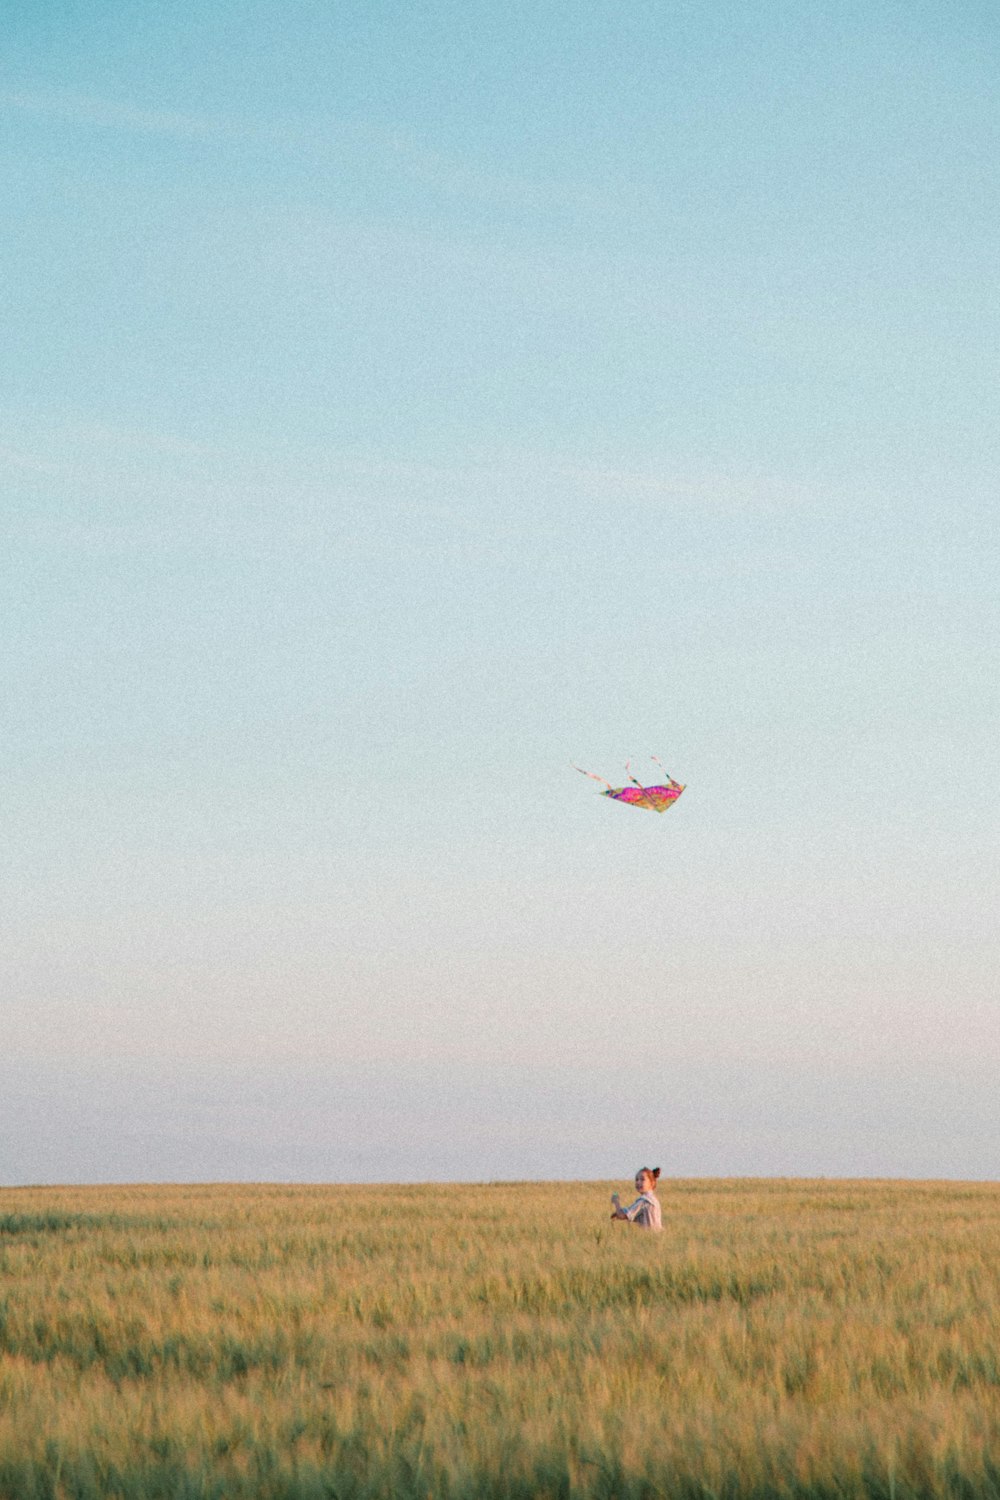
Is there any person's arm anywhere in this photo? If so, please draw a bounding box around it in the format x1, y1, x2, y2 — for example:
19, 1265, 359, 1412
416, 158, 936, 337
619, 1195, 648, 1222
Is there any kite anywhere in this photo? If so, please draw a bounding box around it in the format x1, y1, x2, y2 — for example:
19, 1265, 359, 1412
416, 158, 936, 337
573, 756, 685, 814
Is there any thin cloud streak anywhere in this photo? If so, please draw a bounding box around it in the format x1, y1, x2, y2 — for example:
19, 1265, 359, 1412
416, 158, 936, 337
0, 441, 70, 479
2, 87, 624, 218
378, 126, 627, 217
1, 87, 283, 144
2, 415, 816, 538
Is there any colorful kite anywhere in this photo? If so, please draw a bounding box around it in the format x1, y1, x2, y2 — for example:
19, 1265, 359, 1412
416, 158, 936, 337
573, 756, 685, 814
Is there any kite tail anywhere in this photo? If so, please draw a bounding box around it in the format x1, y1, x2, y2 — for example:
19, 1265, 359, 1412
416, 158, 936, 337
572, 763, 615, 793
650, 754, 684, 791
625, 760, 644, 789
625, 760, 660, 811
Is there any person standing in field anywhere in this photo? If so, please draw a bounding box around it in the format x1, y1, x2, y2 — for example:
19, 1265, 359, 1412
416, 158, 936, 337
611, 1167, 662, 1230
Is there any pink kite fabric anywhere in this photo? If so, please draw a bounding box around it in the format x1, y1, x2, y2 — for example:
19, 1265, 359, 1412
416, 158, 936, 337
604, 783, 683, 812
574, 758, 686, 814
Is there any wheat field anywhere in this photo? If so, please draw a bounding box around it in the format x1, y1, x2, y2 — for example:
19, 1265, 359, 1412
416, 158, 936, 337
0, 1179, 998, 1498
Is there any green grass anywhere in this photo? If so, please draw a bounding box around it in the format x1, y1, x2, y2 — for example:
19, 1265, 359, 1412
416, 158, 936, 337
0, 1179, 999, 1497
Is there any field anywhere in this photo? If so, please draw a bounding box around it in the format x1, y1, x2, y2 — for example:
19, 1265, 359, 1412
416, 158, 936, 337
1, 1179, 999, 1499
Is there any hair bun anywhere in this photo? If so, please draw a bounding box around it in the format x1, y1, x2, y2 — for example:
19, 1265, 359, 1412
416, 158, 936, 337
652, 1167, 661, 1180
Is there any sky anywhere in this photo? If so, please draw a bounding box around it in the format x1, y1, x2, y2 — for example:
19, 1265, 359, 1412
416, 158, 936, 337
3, 0, 998, 1184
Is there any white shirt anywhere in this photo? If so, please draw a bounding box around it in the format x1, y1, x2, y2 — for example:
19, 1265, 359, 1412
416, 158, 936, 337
623, 1190, 662, 1230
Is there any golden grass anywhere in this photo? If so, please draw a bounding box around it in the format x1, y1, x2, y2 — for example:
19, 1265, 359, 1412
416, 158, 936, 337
0, 1179, 999, 1497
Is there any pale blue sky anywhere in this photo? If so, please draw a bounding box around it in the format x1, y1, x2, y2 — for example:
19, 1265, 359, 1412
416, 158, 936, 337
3, 1, 998, 1183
